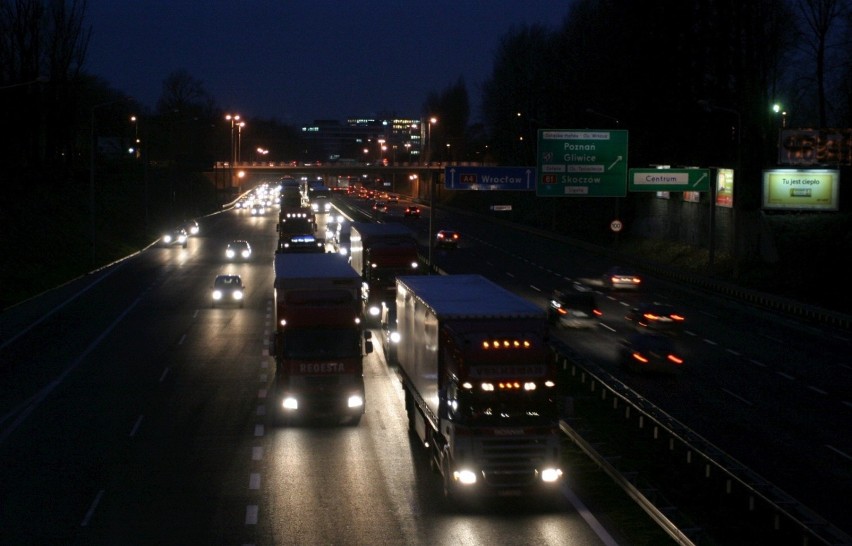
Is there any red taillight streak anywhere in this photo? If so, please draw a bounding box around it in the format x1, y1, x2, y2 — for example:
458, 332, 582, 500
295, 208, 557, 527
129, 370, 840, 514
668, 354, 684, 365
631, 352, 649, 363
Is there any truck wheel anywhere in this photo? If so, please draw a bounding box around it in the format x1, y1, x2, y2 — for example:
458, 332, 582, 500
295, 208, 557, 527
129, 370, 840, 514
441, 457, 457, 502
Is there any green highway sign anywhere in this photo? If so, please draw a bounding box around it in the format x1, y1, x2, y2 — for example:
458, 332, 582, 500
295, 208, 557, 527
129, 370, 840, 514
628, 168, 710, 192
536, 129, 628, 197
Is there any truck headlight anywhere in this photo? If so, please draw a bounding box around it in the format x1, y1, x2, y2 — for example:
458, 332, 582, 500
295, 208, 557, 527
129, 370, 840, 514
347, 394, 364, 408
389, 332, 401, 343
541, 468, 563, 483
282, 397, 298, 410
454, 469, 477, 485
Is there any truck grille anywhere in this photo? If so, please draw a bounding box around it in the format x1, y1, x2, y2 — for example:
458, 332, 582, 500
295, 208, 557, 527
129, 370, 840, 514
477, 436, 553, 487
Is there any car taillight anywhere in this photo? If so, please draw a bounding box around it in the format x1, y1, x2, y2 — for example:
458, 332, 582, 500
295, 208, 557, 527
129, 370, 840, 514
667, 354, 684, 365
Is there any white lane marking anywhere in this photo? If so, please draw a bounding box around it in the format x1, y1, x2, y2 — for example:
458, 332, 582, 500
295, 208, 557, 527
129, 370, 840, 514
159, 368, 170, 382
81, 489, 105, 527
259, 374, 267, 382
254, 424, 264, 437
178, 334, 186, 345
245, 505, 258, 525
776, 371, 795, 381
258, 389, 267, 399
249, 473, 261, 490
256, 405, 266, 416
562, 485, 620, 546
807, 385, 827, 395
506, 271, 515, 278
252, 446, 263, 461
0, 298, 142, 445
260, 361, 268, 369
129, 415, 144, 437
529, 285, 541, 292
722, 388, 753, 406
826, 444, 852, 462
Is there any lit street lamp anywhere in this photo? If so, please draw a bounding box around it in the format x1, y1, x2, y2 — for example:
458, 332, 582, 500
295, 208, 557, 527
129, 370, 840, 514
424, 117, 437, 164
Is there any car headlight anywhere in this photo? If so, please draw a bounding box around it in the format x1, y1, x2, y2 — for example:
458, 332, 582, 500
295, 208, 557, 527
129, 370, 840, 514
163, 235, 173, 243
241, 250, 250, 258
389, 331, 401, 343
233, 290, 244, 300
212, 290, 223, 300
226, 250, 235, 258
368, 306, 380, 317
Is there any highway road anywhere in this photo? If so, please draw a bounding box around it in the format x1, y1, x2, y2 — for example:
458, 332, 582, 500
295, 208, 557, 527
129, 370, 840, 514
346, 190, 852, 539
0, 202, 642, 545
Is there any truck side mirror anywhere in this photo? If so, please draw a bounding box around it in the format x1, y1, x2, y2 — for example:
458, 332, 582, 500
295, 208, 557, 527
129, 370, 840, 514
364, 340, 373, 354
363, 330, 372, 340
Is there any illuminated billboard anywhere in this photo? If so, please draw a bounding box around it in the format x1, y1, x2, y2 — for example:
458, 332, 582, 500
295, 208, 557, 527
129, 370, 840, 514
716, 168, 734, 208
762, 169, 839, 211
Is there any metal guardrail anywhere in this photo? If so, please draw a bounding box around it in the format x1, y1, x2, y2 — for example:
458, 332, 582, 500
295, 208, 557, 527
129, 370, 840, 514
551, 339, 852, 546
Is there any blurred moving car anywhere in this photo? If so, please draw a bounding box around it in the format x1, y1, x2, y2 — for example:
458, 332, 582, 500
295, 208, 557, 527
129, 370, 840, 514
404, 205, 421, 218
387, 195, 399, 204
435, 229, 461, 248
225, 240, 252, 261
212, 274, 245, 308
161, 227, 188, 248
547, 285, 601, 328
182, 219, 200, 236
625, 302, 685, 334
250, 202, 266, 216
619, 332, 683, 374
372, 200, 388, 214
602, 266, 642, 290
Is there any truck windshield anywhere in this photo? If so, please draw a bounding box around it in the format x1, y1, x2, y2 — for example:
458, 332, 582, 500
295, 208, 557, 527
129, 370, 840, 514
451, 390, 558, 426
281, 328, 360, 359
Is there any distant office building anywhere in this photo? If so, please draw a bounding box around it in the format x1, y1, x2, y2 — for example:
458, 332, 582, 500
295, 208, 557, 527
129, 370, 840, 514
300, 116, 422, 164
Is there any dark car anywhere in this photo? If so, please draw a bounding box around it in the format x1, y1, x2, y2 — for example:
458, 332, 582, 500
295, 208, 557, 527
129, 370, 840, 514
619, 332, 684, 374
372, 200, 388, 214
212, 274, 245, 308
625, 302, 685, 334
404, 205, 421, 218
161, 227, 188, 248
225, 240, 252, 261
547, 286, 601, 328
380, 303, 399, 365
181, 219, 200, 236
435, 229, 461, 248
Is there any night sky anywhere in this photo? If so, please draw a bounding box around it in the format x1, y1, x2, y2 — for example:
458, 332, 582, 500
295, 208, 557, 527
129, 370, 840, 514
84, 1, 574, 125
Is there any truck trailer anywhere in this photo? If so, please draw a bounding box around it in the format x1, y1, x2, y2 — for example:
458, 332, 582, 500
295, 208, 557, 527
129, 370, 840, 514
269, 252, 373, 425
349, 222, 420, 322
395, 274, 563, 500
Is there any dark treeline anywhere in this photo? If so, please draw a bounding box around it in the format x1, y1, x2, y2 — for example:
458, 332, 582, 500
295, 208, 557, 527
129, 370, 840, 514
1, 0, 850, 308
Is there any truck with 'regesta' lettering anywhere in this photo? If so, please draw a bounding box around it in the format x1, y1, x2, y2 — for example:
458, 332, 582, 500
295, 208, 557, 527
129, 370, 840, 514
395, 274, 562, 500
269, 252, 372, 425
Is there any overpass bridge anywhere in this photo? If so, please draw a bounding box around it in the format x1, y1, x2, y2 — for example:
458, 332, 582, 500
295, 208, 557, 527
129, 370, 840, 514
207, 161, 476, 202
